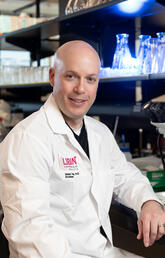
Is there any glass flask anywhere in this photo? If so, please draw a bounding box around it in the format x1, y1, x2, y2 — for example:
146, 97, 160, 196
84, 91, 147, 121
65, 0, 75, 14
157, 32, 165, 73
143, 38, 159, 74
151, 38, 159, 74
112, 33, 132, 70
137, 35, 151, 74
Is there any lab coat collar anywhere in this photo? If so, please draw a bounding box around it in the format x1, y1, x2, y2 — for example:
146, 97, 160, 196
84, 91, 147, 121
43, 94, 90, 137
43, 93, 71, 135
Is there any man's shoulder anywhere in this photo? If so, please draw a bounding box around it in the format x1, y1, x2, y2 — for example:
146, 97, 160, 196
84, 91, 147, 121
17, 108, 43, 128
7, 106, 46, 139
85, 115, 112, 135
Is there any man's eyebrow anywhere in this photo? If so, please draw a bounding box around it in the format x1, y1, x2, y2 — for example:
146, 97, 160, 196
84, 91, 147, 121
64, 71, 99, 76
64, 70, 78, 75
87, 74, 98, 76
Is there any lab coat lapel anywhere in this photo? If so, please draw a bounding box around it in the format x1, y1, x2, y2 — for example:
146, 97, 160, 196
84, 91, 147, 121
66, 130, 90, 161
85, 118, 102, 214
44, 94, 90, 161
85, 117, 114, 221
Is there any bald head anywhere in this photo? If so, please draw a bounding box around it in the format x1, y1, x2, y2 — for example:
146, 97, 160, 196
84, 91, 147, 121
49, 40, 100, 128
54, 40, 101, 71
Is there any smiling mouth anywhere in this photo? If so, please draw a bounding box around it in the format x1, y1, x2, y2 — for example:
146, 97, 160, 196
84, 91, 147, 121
69, 98, 87, 103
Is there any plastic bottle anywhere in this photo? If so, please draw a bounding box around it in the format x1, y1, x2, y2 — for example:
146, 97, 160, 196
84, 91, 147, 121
121, 147, 132, 162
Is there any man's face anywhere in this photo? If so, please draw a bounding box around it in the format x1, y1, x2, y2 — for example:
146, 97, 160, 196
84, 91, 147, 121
50, 46, 100, 126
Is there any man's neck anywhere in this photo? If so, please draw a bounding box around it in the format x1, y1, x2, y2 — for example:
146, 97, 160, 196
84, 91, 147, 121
63, 115, 83, 130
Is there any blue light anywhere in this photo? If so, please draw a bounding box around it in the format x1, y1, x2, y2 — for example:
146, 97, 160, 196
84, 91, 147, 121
117, 0, 151, 15
118, 1, 143, 14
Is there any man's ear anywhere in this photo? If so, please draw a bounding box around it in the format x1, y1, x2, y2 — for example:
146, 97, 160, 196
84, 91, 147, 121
49, 68, 55, 87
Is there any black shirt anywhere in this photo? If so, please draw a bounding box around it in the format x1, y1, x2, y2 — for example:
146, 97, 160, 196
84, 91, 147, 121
66, 120, 90, 159
66, 120, 107, 238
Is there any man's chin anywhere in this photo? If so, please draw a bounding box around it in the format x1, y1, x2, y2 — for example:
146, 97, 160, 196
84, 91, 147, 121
62, 111, 85, 121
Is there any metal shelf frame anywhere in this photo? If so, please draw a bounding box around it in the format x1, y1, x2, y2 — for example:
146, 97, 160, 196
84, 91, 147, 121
1, 73, 165, 89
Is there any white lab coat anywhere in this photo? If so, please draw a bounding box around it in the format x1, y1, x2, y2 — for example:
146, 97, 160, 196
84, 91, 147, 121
0, 94, 161, 258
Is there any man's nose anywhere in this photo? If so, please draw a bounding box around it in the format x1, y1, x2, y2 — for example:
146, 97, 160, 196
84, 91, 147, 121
74, 78, 85, 94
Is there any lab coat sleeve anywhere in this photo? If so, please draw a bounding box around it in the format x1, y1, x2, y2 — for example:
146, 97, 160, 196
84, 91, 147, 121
108, 132, 162, 213
0, 130, 84, 258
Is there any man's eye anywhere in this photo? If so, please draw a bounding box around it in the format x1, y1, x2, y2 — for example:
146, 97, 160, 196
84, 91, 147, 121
66, 74, 74, 79
87, 77, 96, 83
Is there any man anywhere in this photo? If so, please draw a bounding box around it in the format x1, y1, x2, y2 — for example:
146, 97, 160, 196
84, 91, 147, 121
0, 40, 165, 258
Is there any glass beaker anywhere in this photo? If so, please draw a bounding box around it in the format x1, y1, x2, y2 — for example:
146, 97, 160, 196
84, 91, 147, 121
112, 33, 132, 70
137, 35, 151, 74
143, 38, 159, 74
157, 32, 165, 73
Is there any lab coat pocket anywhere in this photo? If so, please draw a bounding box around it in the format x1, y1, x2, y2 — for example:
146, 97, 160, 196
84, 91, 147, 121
51, 159, 92, 209
50, 178, 74, 209
50, 174, 91, 211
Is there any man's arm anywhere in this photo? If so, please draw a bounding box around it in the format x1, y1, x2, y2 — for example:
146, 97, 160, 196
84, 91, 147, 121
137, 200, 165, 247
107, 131, 165, 246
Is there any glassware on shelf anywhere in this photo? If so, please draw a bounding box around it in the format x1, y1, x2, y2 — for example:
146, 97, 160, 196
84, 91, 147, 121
65, 0, 75, 14
137, 35, 151, 74
112, 33, 132, 71
0, 66, 3, 85
157, 32, 165, 73
42, 66, 49, 82
99, 67, 111, 78
3, 66, 11, 84
87, 0, 101, 8
151, 38, 159, 74
143, 38, 159, 74
101, 0, 109, 3
73, 0, 88, 12
65, 0, 109, 13
0, 66, 50, 85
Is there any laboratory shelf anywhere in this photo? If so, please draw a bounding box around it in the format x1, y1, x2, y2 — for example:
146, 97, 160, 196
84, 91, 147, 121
0, 36, 25, 51
100, 74, 149, 83
10, 101, 145, 118
0, 75, 148, 89
1, 73, 165, 89
0, 82, 51, 89
10, 101, 43, 113
0, 0, 123, 59
149, 73, 165, 80
100, 73, 165, 82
